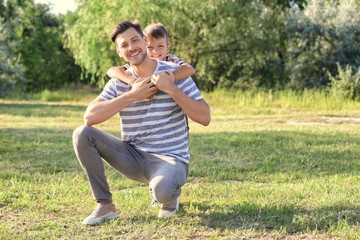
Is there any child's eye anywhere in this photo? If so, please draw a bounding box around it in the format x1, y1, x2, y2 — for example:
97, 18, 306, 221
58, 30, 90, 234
147, 46, 153, 49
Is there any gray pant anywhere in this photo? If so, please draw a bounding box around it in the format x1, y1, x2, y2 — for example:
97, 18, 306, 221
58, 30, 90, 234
72, 125, 188, 204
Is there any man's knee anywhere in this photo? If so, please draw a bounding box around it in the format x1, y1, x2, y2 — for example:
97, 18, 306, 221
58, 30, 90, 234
149, 176, 181, 204
73, 125, 92, 144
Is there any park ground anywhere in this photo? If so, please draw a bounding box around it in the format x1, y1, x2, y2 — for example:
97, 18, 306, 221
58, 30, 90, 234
1, 89, 360, 239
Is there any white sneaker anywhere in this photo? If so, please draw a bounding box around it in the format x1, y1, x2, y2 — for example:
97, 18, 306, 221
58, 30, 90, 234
158, 197, 179, 218
150, 198, 160, 208
82, 203, 118, 225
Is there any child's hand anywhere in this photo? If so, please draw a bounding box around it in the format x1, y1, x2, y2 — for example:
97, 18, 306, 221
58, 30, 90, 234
147, 94, 155, 100
130, 77, 158, 101
151, 70, 175, 94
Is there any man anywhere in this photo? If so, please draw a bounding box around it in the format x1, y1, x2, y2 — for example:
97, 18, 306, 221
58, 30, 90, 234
72, 20, 211, 225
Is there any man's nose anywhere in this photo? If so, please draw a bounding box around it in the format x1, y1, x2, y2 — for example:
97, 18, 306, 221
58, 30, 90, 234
129, 43, 136, 50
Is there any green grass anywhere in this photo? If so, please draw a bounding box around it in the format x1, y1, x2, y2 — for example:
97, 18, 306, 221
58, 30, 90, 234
1, 89, 360, 239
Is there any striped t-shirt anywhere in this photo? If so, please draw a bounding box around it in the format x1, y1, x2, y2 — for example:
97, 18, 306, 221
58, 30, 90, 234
99, 60, 203, 163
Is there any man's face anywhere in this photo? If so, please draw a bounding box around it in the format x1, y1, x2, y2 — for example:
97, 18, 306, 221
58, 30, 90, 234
115, 28, 147, 66
146, 37, 170, 61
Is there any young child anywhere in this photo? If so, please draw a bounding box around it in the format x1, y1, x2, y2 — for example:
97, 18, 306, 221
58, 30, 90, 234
107, 22, 195, 85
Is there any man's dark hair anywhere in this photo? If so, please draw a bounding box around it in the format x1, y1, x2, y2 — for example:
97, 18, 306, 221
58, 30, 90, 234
143, 23, 168, 43
110, 20, 143, 43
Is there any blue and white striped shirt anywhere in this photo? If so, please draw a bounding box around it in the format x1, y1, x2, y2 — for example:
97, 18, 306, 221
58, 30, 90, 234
99, 60, 203, 163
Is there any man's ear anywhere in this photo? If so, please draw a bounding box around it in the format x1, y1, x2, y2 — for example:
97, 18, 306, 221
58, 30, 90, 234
116, 47, 122, 58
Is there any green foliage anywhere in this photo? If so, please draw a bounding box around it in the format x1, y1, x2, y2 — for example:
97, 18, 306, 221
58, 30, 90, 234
329, 63, 360, 100
0, 17, 26, 98
4, 0, 82, 93
170, 1, 284, 90
64, 0, 304, 90
64, 0, 174, 87
0, 0, 5, 17
284, 0, 360, 89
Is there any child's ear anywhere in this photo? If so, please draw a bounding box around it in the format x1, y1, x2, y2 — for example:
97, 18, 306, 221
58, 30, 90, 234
166, 42, 171, 54
143, 36, 148, 46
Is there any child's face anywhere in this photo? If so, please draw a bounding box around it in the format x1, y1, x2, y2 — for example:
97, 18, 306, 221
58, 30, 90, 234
146, 37, 170, 61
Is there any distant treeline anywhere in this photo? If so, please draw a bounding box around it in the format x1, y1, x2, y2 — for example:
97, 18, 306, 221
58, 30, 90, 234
1, 0, 360, 99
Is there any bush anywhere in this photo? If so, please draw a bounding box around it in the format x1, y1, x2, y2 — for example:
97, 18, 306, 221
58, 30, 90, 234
329, 63, 360, 100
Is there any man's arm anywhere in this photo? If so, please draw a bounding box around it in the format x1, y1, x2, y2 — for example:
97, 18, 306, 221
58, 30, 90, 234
107, 66, 137, 86
84, 78, 158, 126
151, 71, 211, 126
173, 63, 195, 81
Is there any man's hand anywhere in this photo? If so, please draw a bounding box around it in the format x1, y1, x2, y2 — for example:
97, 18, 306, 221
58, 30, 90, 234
130, 77, 158, 101
151, 70, 176, 94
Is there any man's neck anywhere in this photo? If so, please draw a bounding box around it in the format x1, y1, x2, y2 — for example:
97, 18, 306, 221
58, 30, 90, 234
132, 57, 157, 79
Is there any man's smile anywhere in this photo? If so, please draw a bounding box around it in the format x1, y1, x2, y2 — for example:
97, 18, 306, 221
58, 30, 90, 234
128, 50, 140, 58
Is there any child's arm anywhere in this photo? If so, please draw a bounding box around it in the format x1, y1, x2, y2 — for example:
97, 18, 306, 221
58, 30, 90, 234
107, 66, 136, 86
173, 63, 196, 81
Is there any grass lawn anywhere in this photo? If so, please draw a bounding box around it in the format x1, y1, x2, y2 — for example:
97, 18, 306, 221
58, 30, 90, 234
1, 89, 360, 239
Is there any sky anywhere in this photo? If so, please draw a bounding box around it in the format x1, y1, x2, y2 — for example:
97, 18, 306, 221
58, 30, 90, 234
34, 0, 77, 15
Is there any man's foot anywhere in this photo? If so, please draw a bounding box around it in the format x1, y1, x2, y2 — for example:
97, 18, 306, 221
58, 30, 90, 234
158, 197, 179, 218
82, 203, 118, 225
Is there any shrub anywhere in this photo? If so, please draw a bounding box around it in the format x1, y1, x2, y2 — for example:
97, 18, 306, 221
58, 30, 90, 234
329, 63, 360, 100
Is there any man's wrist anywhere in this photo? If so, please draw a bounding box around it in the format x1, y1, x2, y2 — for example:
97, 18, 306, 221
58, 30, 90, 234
124, 90, 138, 102
165, 85, 179, 96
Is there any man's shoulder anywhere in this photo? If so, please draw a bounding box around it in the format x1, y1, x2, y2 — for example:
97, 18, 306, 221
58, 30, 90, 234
104, 78, 131, 90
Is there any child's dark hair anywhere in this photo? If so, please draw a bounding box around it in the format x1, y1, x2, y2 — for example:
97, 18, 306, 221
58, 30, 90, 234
110, 20, 143, 43
143, 23, 168, 43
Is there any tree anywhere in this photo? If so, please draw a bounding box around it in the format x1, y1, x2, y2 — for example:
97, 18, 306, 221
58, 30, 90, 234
66, 0, 307, 90
283, 0, 360, 89
0, 17, 26, 97
4, 0, 82, 92
64, 0, 173, 87
0, 0, 5, 17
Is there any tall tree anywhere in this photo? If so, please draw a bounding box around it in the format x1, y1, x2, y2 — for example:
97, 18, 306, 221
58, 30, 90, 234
0, 17, 26, 97
5, 0, 82, 92
66, 0, 301, 90
0, 0, 5, 17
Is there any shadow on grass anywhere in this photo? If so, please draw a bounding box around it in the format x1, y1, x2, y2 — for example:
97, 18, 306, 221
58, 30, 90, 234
2, 126, 359, 179
0, 127, 79, 177
183, 201, 360, 234
0, 125, 120, 178
189, 130, 360, 180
